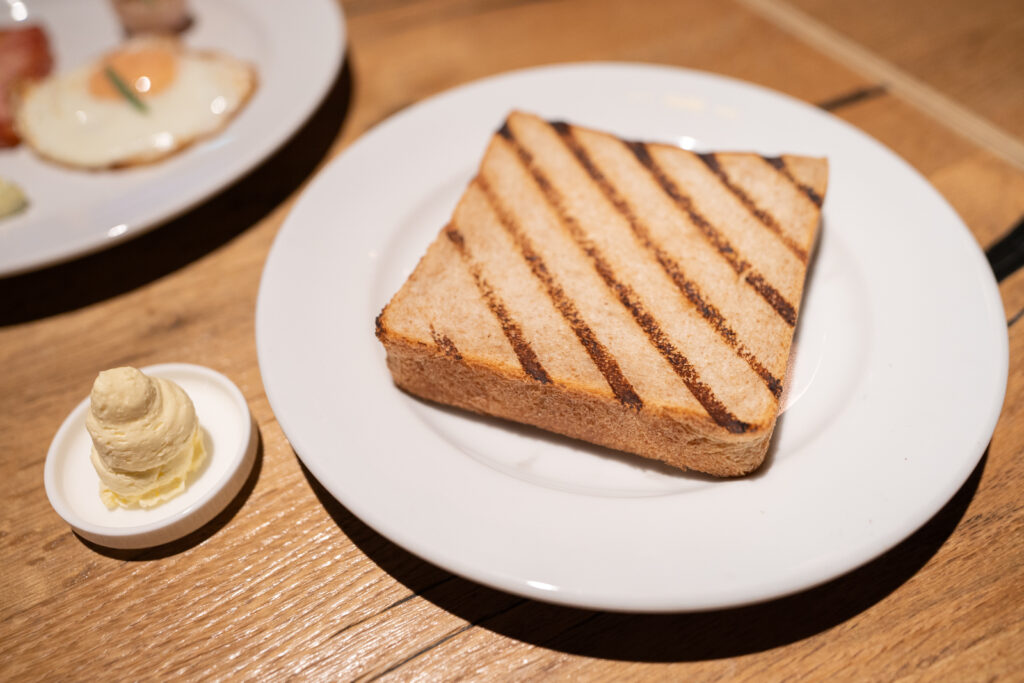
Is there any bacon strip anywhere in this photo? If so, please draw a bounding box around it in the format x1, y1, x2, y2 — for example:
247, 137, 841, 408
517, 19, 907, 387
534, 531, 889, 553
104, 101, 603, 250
0, 26, 54, 147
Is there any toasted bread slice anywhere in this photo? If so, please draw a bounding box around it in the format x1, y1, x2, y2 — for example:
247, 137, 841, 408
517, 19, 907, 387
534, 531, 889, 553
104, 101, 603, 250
376, 111, 827, 476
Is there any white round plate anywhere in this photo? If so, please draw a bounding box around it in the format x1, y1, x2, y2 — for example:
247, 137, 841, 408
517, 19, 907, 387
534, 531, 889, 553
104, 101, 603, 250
0, 0, 344, 276
45, 363, 257, 549
256, 63, 1008, 612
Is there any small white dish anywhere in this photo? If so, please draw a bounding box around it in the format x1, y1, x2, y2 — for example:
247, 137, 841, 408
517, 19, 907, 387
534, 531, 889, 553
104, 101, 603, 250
45, 363, 256, 549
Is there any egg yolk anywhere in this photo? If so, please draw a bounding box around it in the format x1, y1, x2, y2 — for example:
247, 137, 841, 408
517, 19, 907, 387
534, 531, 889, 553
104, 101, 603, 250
88, 45, 177, 100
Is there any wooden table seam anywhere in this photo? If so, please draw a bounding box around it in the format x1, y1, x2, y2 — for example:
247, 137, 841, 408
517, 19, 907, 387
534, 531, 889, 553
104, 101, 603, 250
367, 598, 529, 680
736, 0, 1024, 172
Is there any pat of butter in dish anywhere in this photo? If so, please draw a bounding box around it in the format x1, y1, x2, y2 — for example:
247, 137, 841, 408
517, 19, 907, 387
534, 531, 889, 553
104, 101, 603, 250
86, 367, 206, 509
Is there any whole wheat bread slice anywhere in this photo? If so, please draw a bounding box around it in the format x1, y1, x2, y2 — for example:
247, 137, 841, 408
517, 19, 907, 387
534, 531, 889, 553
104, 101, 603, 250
375, 111, 827, 476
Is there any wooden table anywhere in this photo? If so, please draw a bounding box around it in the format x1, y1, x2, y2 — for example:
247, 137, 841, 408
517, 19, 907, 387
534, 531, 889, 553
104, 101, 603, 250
3, 0, 1023, 678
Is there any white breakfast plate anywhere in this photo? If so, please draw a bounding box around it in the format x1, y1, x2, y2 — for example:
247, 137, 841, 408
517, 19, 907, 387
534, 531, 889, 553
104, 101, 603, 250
256, 63, 1008, 612
0, 0, 344, 277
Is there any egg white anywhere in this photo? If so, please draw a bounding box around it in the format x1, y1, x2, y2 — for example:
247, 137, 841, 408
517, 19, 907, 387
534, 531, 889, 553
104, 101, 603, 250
15, 42, 256, 169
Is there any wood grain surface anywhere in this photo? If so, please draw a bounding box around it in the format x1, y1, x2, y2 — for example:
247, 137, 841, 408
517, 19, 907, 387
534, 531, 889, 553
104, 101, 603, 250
2, 0, 1022, 679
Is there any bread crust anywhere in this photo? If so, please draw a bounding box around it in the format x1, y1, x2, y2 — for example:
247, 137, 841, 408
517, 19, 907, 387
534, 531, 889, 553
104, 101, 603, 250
377, 328, 775, 477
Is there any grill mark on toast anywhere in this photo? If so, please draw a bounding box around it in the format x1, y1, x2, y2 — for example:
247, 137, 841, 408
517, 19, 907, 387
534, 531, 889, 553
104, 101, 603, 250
444, 225, 551, 384
629, 141, 798, 327
697, 152, 808, 263
628, 142, 746, 273
429, 325, 463, 361
553, 122, 782, 399
763, 155, 824, 208
475, 176, 643, 410
502, 126, 750, 433
746, 272, 797, 326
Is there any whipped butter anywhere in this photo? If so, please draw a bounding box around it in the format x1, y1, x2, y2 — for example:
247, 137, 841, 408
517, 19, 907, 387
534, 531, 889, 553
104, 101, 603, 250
86, 367, 206, 509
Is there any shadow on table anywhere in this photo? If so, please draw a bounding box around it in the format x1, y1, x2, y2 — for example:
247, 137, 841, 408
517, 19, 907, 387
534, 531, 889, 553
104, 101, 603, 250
303, 450, 986, 662
0, 53, 354, 326
78, 428, 264, 561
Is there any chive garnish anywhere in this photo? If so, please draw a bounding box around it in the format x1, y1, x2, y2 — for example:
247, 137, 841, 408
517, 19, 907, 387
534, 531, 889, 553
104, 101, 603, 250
104, 66, 148, 113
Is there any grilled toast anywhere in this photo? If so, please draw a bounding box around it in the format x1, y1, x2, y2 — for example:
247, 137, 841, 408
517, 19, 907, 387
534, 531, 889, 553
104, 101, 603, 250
375, 111, 827, 476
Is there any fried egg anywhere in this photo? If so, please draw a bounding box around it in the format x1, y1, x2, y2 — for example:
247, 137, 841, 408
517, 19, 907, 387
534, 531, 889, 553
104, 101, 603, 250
14, 37, 256, 169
